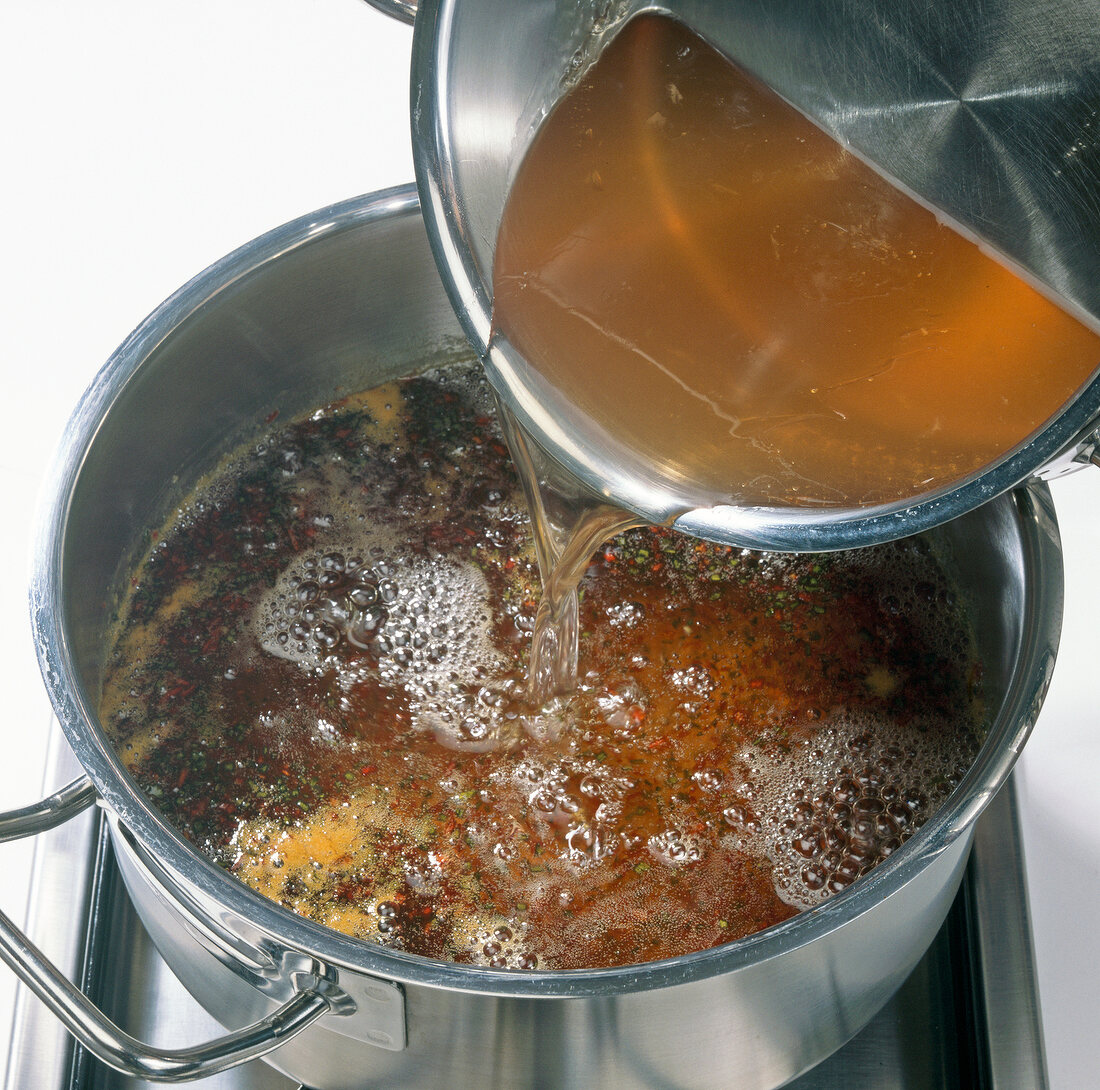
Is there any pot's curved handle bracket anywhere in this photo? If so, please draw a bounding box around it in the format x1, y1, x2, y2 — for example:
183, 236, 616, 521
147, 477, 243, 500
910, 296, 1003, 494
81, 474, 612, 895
1071, 419, 1100, 469
1032, 419, 1100, 482
0, 780, 336, 1083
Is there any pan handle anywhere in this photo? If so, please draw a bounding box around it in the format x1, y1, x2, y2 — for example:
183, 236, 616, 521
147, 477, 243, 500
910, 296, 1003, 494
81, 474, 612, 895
360, 0, 416, 25
0, 779, 336, 1083
0, 774, 98, 841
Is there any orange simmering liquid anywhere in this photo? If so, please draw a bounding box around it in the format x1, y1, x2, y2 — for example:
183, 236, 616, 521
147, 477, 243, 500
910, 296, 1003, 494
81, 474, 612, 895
100, 360, 986, 969
492, 13, 1100, 509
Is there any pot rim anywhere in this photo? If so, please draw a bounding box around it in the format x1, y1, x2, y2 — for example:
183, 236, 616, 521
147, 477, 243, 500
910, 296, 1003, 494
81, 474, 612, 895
29, 184, 1064, 1000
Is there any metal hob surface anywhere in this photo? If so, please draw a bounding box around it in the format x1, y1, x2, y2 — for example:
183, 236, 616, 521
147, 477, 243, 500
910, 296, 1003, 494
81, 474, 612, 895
5, 728, 1048, 1090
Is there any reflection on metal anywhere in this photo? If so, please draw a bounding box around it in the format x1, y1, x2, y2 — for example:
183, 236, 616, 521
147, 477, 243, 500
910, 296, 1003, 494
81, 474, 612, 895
0, 901, 331, 1083
4, 725, 1048, 1089
412, 0, 1100, 550
0, 744, 334, 1084
967, 780, 1050, 1089
0, 776, 96, 843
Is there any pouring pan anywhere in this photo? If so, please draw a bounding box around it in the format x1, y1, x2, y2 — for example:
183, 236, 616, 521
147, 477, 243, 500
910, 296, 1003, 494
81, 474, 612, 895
411, 0, 1100, 551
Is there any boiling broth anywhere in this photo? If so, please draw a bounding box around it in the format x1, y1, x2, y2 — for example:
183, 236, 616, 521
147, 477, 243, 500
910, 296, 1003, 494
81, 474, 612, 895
492, 13, 1100, 509
100, 360, 985, 970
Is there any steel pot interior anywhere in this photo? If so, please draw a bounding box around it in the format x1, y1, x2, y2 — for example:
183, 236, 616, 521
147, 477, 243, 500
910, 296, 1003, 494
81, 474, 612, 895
29, 187, 1062, 1066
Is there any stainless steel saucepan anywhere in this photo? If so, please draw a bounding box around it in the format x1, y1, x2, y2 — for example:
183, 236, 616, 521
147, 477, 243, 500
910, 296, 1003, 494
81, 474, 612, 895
0, 186, 1064, 1088
411, 0, 1100, 551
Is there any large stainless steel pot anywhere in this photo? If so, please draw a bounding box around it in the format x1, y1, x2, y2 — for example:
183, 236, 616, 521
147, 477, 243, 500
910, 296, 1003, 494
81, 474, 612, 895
411, 0, 1100, 552
2, 186, 1063, 1088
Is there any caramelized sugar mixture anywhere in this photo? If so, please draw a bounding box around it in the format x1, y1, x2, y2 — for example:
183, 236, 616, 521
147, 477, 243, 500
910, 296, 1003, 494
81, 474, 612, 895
100, 361, 985, 970
493, 13, 1100, 509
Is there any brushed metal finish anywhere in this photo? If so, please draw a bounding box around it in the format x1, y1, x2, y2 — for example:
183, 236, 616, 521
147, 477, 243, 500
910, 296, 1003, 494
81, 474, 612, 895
111, 826, 407, 1055
27, 186, 1064, 1089
967, 779, 1050, 1088
0, 773, 332, 1079
785, 778, 1049, 1090
4, 723, 98, 1090
111, 832, 970, 1090
0, 901, 329, 1082
9, 726, 1048, 1089
410, 0, 1100, 551
0, 776, 332, 1080
5, 732, 301, 1090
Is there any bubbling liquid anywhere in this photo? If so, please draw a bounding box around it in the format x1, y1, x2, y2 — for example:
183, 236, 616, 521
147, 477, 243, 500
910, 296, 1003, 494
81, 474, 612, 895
492, 12, 1100, 511
100, 360, 986, 970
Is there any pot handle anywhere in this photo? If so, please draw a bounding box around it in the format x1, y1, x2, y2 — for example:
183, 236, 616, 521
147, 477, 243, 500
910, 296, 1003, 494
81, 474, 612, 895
0, 778, 335, 1083
0, 774, 98, 840
360, 0, 416, 25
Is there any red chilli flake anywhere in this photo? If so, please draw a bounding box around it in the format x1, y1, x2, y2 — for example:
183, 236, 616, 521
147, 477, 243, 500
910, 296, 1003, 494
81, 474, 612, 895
165, 679, 196, 700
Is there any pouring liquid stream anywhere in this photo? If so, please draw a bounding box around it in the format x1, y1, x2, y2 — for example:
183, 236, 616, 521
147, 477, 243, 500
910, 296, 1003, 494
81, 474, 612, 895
495, 396, 642, 707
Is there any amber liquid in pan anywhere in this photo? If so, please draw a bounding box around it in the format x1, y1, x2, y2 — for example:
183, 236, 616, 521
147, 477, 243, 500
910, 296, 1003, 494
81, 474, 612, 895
493, 13, 1100, 509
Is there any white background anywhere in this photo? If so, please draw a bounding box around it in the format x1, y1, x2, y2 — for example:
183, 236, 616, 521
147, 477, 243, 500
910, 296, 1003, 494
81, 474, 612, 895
0, 2, 1096, 1087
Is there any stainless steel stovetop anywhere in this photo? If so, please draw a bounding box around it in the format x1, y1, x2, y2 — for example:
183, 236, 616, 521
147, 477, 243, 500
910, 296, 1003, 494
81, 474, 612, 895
4, 720, 1048, 1090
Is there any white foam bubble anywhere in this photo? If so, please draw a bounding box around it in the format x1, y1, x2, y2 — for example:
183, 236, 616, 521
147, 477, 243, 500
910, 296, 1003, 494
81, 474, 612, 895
256, 542, 514, 750
731, 709, 971, 910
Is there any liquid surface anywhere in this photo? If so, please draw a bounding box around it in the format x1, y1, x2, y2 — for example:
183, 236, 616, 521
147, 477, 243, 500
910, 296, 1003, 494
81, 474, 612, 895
100, 361, 986, 970
492, 13, 1100, 509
